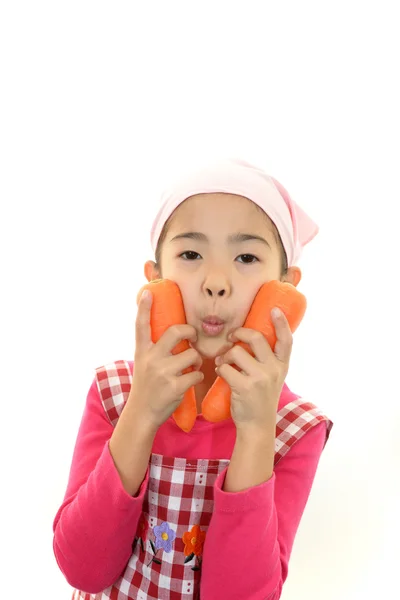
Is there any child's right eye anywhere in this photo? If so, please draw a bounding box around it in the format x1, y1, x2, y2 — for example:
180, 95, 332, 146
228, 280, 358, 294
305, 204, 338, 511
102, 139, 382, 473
179, 251, 200, 260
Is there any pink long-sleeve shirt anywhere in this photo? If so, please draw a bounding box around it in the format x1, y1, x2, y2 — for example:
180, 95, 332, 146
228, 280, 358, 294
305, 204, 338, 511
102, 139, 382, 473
53, 360, 332, 599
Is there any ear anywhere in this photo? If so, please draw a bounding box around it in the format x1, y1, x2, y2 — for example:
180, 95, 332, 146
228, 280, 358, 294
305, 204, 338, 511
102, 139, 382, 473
144, 260, 161, 282
283, 266, 302, 287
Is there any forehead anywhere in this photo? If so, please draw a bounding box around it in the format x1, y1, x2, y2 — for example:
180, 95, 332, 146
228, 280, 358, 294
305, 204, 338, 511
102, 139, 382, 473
181, 192, 257, 211
169, 192, 274, 231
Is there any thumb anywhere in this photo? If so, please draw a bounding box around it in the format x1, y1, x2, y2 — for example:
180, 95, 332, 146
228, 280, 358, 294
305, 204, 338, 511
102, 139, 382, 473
135, 289, 153, 350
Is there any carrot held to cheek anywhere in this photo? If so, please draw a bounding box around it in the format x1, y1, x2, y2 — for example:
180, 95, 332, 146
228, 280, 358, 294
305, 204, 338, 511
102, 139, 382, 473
136, 279, 307, 432
136, 279, 198, 433
201, 279, 307, 423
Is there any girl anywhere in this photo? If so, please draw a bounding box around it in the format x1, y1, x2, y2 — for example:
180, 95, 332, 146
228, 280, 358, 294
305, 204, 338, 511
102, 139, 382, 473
52, 158, 333, 600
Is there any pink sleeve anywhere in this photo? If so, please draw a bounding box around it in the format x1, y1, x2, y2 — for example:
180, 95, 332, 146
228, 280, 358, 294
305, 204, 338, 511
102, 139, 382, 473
52, 378, 150, 594
200, 421, 328, 600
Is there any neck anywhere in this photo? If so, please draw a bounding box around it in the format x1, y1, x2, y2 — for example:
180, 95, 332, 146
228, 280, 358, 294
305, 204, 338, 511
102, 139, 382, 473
194, 357, 218, 412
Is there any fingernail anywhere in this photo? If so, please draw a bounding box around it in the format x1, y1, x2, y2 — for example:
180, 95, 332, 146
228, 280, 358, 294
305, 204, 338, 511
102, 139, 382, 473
272, 307, 281, 319
142, 290, 150, 300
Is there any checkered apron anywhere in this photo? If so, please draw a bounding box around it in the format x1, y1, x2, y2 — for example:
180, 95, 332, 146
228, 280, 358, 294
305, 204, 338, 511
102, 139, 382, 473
71, 360, 333, 600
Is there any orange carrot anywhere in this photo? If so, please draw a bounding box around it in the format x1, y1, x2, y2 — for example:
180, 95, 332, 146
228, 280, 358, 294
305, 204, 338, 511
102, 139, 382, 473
136, 279, 198, 433
201, 280, 307, 423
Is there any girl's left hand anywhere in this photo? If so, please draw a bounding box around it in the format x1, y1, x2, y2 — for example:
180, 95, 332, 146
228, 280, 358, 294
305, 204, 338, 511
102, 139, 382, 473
214, 308, 293, 431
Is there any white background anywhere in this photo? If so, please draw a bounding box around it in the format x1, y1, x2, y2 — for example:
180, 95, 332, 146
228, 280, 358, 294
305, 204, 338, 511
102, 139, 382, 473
1, 2, 399, 599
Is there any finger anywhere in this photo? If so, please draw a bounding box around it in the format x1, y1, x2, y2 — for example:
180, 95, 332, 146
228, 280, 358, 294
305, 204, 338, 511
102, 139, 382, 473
158, 323, 198, 355
271, 308, 293, 363
175, 370, 205, 396
229, 327, 272, 363
193, 350, 203, 372
216, 344, 260, 376
171, 347, 203, 374
215, 363, 245, 389
135, 289, 153, 351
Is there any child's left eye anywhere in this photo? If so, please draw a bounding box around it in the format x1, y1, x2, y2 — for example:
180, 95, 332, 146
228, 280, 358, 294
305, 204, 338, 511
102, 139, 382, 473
238, 254, 259, 264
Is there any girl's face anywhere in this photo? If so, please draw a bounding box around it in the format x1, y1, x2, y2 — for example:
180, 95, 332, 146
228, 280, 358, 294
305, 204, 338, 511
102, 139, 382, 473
145, 193, 300, 360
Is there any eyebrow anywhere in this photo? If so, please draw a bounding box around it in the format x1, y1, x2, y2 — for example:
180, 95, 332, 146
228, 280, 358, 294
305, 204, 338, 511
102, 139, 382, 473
169, 231, 272, 250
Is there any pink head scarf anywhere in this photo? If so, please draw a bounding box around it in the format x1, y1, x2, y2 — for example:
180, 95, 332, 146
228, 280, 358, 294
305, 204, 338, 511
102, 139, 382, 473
150, 158, 319, 267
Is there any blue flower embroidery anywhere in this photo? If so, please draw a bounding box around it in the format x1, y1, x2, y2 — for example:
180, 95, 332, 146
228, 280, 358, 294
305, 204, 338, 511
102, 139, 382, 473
153, 521, 176, 553
147, 521, 177, 567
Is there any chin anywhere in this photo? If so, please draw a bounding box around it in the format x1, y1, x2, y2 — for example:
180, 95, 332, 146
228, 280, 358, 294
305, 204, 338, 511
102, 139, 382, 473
192, 335, 232, 358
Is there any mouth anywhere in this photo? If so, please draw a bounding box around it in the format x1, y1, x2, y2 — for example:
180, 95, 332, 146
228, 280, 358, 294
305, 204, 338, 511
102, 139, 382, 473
201, 320, 225, 336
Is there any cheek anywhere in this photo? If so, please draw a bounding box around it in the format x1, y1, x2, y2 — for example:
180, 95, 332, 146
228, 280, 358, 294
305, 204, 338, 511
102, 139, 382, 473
235, 300, 255, 326
239, 284, 269, 318
178, 288, 197, 318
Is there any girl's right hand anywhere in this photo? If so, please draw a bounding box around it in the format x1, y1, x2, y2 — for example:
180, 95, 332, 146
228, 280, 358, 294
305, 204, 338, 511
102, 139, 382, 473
128, 289, 204, 431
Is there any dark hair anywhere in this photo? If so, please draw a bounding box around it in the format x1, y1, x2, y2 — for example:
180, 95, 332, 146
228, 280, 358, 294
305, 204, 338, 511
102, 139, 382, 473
154, 204, 288, 278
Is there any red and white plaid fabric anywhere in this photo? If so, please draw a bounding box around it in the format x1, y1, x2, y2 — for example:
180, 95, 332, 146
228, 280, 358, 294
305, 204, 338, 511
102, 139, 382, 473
72, 360, 333, 600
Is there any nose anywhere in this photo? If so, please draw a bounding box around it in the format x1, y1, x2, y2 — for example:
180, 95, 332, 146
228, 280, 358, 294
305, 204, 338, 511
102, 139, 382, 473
206, 288, 226, 296
203, 274, 231, 298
